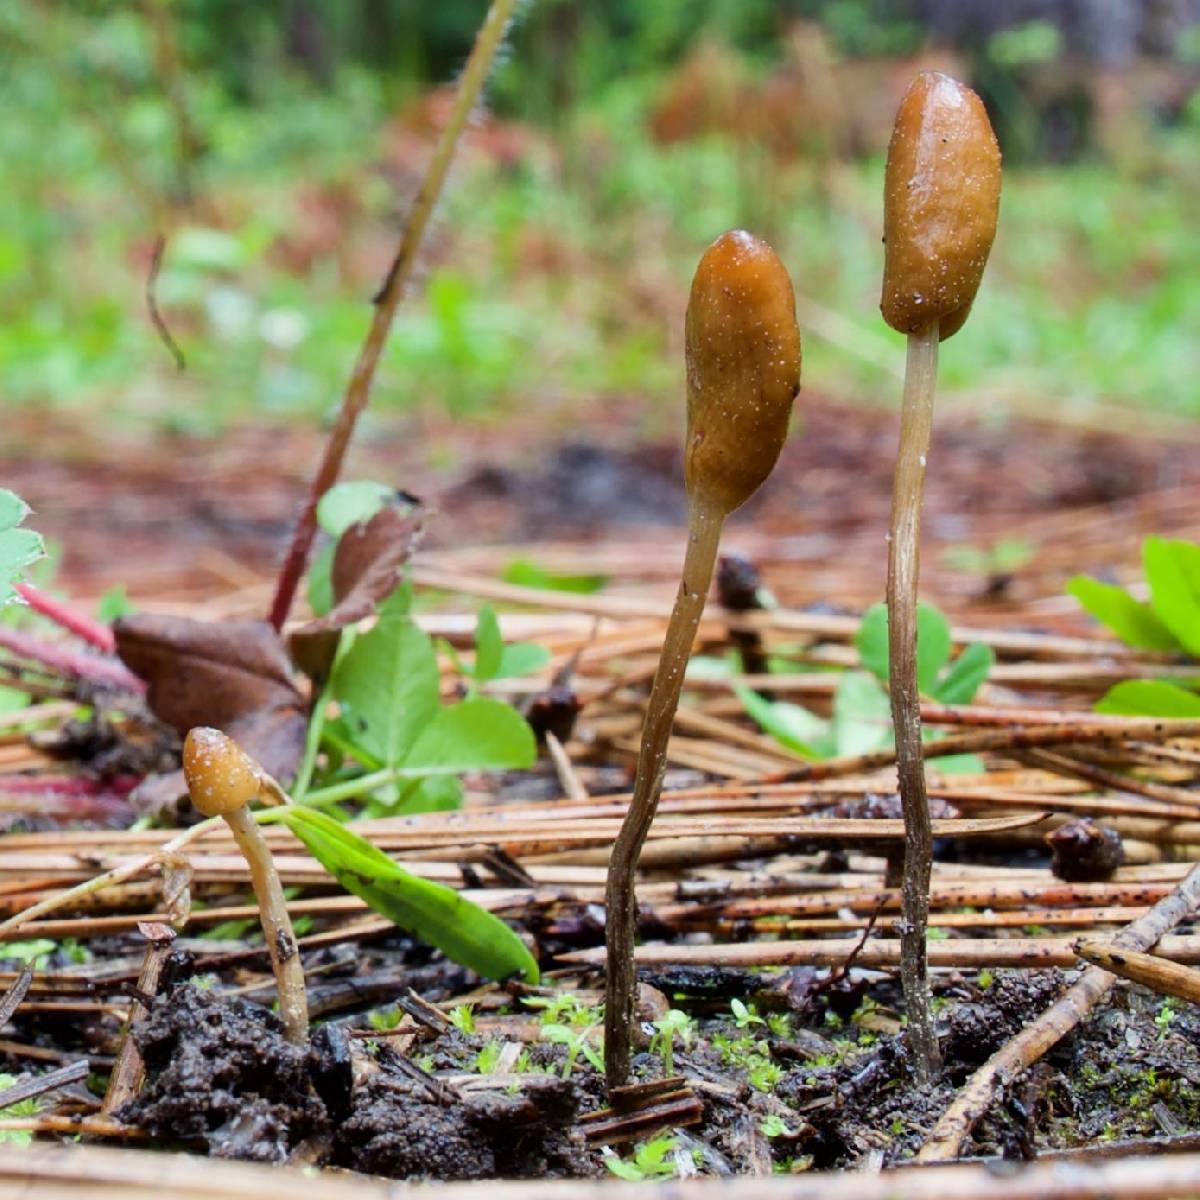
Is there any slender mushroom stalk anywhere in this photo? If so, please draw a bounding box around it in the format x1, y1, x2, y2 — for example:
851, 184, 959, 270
182, 727, 309, 1046
604, 230, 801, 1089
881, 72, 1001, 1079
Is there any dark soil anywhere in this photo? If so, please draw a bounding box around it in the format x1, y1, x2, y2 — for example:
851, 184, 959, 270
114, 965, 1200, 1179
117, 985, 328, 1162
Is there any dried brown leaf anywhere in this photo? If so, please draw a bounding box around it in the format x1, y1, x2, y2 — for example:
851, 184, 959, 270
288, 502, 426, 681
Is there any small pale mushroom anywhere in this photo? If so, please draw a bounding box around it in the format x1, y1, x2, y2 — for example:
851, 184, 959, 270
182, 727, 309, 1045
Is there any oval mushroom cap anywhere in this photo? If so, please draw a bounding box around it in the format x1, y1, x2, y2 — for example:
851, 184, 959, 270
881, 71, 1001, 341
684, 229, 802, 515
183, 726, 263, 818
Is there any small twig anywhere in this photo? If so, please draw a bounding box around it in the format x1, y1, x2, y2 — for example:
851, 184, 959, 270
558, 934, 1200, 971
102, 922, 176, 1114
1074, 940, 1200, 1006
145, 233, 185, 371
267, 0, 519, 631
0, 967, 33, 1030
544, 731, 589, 801
0, 818, 220, 939
0, 1058, 89, 1111
395, 989, 454, 1035
919, 860, 1200, 1161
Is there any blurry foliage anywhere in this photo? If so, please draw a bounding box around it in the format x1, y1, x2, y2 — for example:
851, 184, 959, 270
0, 0, 1198, 437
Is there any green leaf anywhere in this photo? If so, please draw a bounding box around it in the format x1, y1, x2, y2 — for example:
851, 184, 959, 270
473, 604, 504, 683
405, 697, 536, 773
95, 584, 135, 624
916, 604, 953, 694
316, 481, 395, 538
1144, 537, 1200, 655
933, 643, 995, 705
495, 642, 552, 680
931, 753, 986, 775
277, 806, 538, 983
501, 558, 608, 594
833, 672, 892, 757
856, 603, 889, 683
391, 775, 464, 815
1066, 575, 1177, 652
856, 601, 953, 694
736, 686, 832, 758
0, 491, 29, 530
0, 489, 44, 608
1095, 679, 1200, 718
306, 543, 336, 618
332, 616, 440, 769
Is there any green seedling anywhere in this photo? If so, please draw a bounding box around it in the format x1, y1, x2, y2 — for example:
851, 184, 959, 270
299, 579, 536, 814
182, 727, 309, 1045
739, 600, 991, 771
0, 1073, 43, 1145
603, 1136, 680, 1182
441, 603, 551, 690
541, 1022, 603, 1079
474, 1039, 505, 1074
649, 1008, 696, 1075
942, 538, 1032, 578
880, 72, 1002, 1080
1069, 535, 1200, 655
1069, 535, 1200, 717
448, 1003, 477, 1035
522, 991, 603, 1027
731, 998, 766, 1028
760, 1114, 794, 1139
605, 229, 802, 1090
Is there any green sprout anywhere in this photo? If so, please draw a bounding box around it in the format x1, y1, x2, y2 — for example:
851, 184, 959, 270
603, 1136, 680, 1182
541, 1022, 603, 1079
448, 1003, 477, 1035
649, 1008, 696, 1075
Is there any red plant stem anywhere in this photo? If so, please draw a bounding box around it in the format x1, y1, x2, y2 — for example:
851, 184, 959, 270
0, 628, 145, 693
267, 0, 518, 631
0, 775, 139, 796
15, 583, 115, 653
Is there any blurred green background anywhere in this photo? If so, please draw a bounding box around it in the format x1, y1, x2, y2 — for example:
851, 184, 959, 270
2, 0, 1198, 438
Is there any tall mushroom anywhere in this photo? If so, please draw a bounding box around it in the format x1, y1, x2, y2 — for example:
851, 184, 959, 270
881, 72, 1001, 1078
604, 230, 801, 1089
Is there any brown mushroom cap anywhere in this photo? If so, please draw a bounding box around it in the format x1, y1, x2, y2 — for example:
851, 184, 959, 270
684, 229, 802, 516
182, 726, 263, 818
881, 71, 1002, 341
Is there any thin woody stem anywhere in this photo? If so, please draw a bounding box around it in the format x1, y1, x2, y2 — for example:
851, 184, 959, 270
267, 0, 518, 631
887, 320, 941, 1079
604, 492, 725, 1089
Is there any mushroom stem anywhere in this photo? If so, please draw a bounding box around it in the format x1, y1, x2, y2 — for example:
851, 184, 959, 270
223, 805, 310, 1046
604, 492, 725, 1088
887, 319, 941, 1079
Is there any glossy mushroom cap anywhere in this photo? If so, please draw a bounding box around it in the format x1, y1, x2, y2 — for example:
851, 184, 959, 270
881, 72, 1002, 341
183, 727, 263, 818
684, 230, 802, 515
